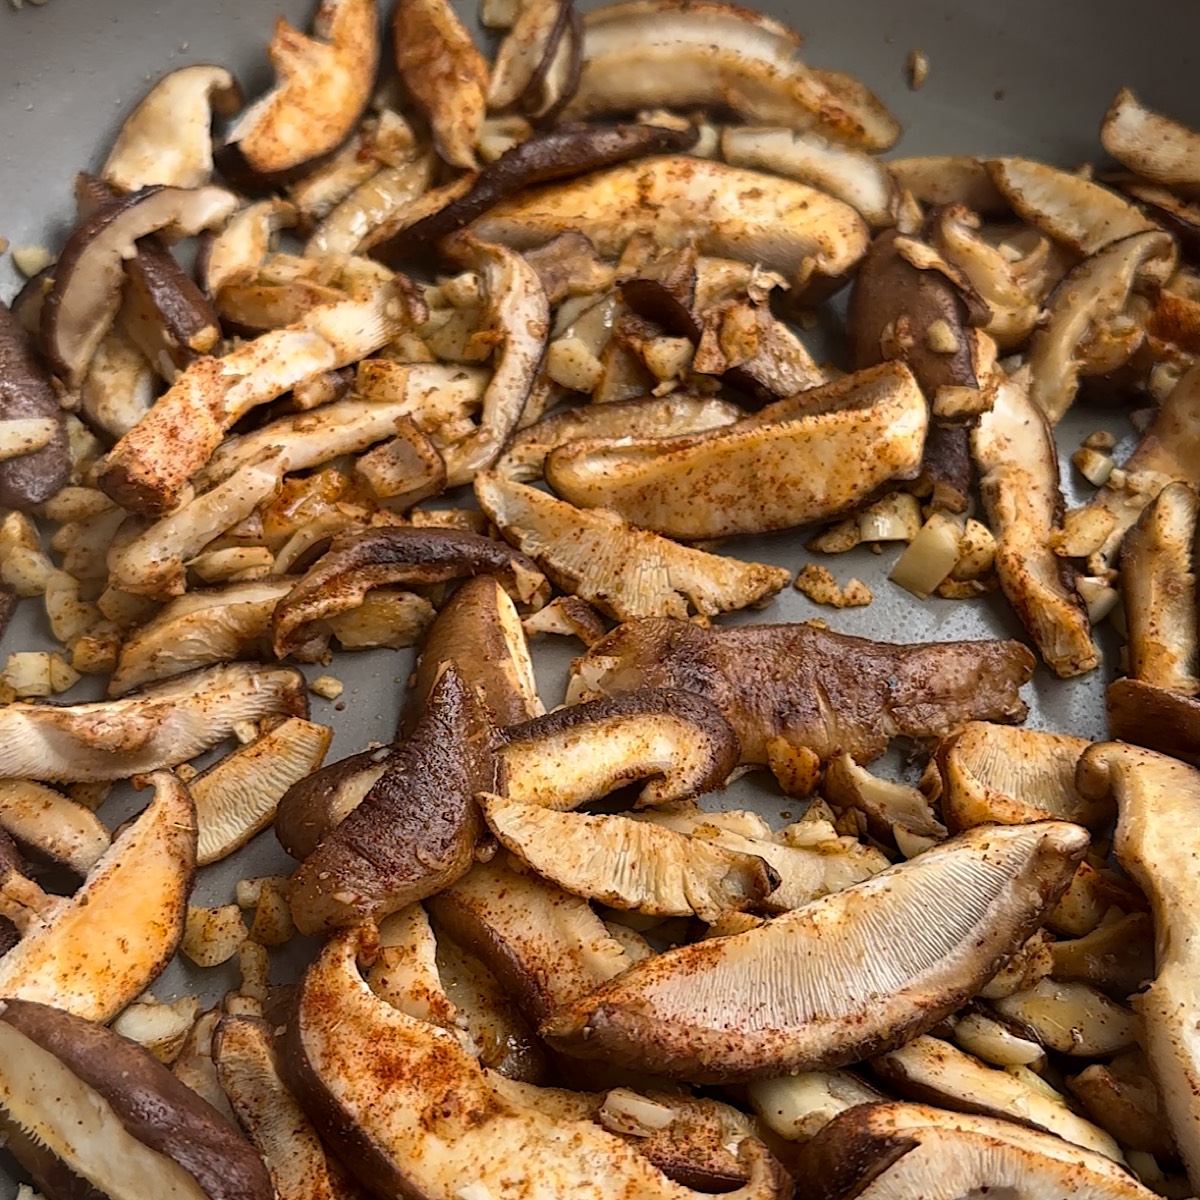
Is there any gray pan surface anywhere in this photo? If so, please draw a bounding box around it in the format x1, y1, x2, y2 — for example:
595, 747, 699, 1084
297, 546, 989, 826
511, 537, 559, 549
0, 0, 1198, 1192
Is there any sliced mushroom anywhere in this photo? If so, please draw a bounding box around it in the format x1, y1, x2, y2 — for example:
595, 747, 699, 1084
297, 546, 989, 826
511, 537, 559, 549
497, 690, 738, 810
989, 157, 1175, 284
570, 618, 1035, 768
40, 185, 237, 387
393, 0, 487, 169
871, 1035, 1122, 1160
499, 393, 742, 481
0, 302, 70, 510
1027, 231, 1174, 424
270, 525, 547, 659
191, 717, 333, 866
217, 0, 379, 189
1102, 89, 1200, 199
470, 155, 869, 296
0, 772, 194, 1021
559, 0, 899, 150
1068, 1050, 1176, 1160
476, 471, 790, 620
477, 792, 776, 921
935, 721, 1103, 830
426, 856, 638, 1026
1077, 740, 1200, 1188
824, 754, 947, 851
1047, 858, 1149, 939
79, 321, 159, 442
285, 925, 790, 1200
173, 1010, 237, 1122
991, 979, 1140, 1057
102, 65, 243, 192
543, 363, 927, 538
214, 1014, 355, 1200
198, 198, 299, 295
544, 822, 1087, 1081
887, 156, 1008, 216
0, 998, 272, 1200
1121, 481, 1200, 692
1051, 912, 1155, 998
98, 282, 410, 517
0, 662, 306, 782
488, 0, 573, 113
521, 229, 616, 304
951, 1007, 1047, 1069
365, 121, 697, 264
1107, 677, 1200, 765
0, 779, 110, 876
288, 666, 494, 934
747, 1070, 886, 1144
972, 366, 1099, 676
791, 1102, 1158, 1200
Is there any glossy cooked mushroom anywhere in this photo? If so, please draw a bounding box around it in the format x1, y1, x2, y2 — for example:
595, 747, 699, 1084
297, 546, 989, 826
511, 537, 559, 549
1101, 89, 1200, 199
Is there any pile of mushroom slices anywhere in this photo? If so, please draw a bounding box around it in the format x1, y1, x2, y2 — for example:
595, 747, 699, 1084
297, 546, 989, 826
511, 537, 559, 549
4, 0, 1200, 1196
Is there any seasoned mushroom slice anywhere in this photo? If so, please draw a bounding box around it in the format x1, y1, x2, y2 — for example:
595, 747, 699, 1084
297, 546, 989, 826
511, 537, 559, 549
477, 792, 776, 922
1051, 912, 1155, 998
103, 65, 243, 192
1102, 89, 1200, 198
747, 1070, 886, 1144
471, 155, 869, 296
1077, 741, 1200, 1188
823, 755, 946, 851
871, 1035, 1123, 1159
1067, 1051, 1175, 1160
792, 1102, 1158, 1200
288, 667, 495, 934
40, 185, 238, 387
498, 690, 738, 809
476, 472, 790, 620
405, 574, 543, 735
79, 320, 158, 441
0, 779, 110, 876
487, 0, 580, 122
887, 156, 1008, 216
1121, 481, 1200, 693
935, 722, 1103, 830
972, 367, 1099, 677
0, 772, 194, 1022
270, 526, 548, 659
544, 364, 927, 538
0, 998, 272, 1200
571, 618, 1035, 767
285, 926, 790, 1200
1107, 677, 1200, 765
544, 822, 1087, 1081
559, 0, 899, 151
0, 302, 70, 511
217, 0, 379, 189
393, 0, 487, 169
991, 978, 1140, 1057
0, 662, 306, 783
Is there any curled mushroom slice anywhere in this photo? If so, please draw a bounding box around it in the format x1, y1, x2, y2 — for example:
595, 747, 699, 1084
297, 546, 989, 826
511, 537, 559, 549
498, 392, 742, 481
198, 198, 299, 295
79, 321, 158, 442
191, 717, 333, 866
972, 367, 1099, 677
721, 126, 897, 227
286, 925, 790, 1200
0, 302, 70, 511
792, 1102, 1159, 1200
560, 0, 898, 150
109, 579, 292, 696
498, 690, 738, 810
544, 822, 1087, 1081
478, 792, 776, 921
988, 157, 1175, 284
40, 185, 238, 387
991, 978, 1140, 1057
1077, 741, 1200, 1188
217, 0, 379, 189
824, 755, 946, 851
487, 0, 580, 121
270, 526, 548, 659
99, 283, 413, 517
545, 363, 925, 538
0, 779, 110, 876
476, 472, 790, 620
102, 65, 243, 192
1027, 231, 1174, 424
437, 238, 549, 485
571, 618, 1035, 768
0, 772, 194, 1021
394, 0, 487, 169
1102, 89, 1200, 199
0, 662, 306, 783
935, 722, 1103, 831
1121, 481, 1200, 692
871, 1035, 1123, 1160
288, 667, 495, 934
887, 156, 1008, 216
471, 155, 869, 296
0, 998, 272, 1200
